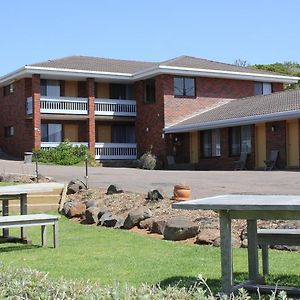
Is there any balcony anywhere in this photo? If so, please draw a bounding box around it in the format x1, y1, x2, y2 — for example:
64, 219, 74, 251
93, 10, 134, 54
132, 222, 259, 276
41, 142, 137, 160
27, 96, 136, 117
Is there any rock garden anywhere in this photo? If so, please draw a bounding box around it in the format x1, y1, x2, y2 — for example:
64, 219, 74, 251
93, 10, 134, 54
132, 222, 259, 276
61, 180, 300, 251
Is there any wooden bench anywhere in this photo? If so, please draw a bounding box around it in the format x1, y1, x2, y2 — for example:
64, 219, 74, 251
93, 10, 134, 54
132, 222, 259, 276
257, 228, 300, 276
0, 214, 59, 248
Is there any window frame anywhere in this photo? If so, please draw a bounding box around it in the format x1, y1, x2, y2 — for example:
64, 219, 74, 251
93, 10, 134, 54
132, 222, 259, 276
144, 78, 156, 104
41, 123, 62, 142
202, 129, 221, 158
229, 125, 251, 156
254, 82, 272, 96
4, 126, 14, 138
174, 76, 196, 98
3, 84, 14, 96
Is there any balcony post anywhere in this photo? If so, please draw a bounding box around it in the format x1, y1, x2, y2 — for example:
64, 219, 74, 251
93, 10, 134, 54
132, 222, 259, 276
87, 78, 95, 156
32, 74, 41, 150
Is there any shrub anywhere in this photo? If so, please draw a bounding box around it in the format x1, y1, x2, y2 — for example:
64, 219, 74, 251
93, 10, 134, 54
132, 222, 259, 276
138, 151, 160, 170
33, 141, 95, 166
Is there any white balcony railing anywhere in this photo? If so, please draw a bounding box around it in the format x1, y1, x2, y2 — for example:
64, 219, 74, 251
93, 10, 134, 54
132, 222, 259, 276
95, 98, 136, 117
40, 142, 137, 160
27, 97, 136, 117
95, 143, 137, 160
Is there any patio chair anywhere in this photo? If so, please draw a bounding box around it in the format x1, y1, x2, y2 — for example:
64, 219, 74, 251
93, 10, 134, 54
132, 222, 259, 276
264, 150, 279, 171
233, 152, 248, 170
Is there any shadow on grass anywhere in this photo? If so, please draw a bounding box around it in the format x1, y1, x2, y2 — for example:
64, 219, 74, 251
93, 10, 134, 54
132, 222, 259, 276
0, 244, 40, 252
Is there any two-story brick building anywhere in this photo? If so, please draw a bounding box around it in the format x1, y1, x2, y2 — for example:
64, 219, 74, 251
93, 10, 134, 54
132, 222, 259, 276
0, 55, 298, 169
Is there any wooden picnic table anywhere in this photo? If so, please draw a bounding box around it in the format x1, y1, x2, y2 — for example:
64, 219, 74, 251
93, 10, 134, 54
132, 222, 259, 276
173, 194, 300, 296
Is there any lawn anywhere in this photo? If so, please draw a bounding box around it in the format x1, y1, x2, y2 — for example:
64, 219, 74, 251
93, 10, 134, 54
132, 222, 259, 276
1, 216, 300, 291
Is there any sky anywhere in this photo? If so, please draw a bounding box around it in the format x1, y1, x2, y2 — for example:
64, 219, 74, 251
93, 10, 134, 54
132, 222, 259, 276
1, 0, 300, 76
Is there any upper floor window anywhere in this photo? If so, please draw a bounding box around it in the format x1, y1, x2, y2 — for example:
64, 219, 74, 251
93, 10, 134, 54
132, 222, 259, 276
41, 80, 61, 97
254, 82, 272, 96
3, 84, 14, 96
202, 129, 221, 158
174, 77, 195, 97
4, 126, 14, 138
230, 125, 251, 156
110, 84, 134, 100
144, 79, 156, 104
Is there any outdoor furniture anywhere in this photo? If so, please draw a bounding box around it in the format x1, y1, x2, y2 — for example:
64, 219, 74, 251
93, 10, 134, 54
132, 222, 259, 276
233, 152, 248, 170
257, 228, 300, 276
173, 194, 300, 296
264, 150, 279, 171
0, 214, 59, 248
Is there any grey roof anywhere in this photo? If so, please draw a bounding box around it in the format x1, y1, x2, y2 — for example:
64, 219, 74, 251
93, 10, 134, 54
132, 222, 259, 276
166, 89, 300, 131
28, 55, 283, 77
160, 55, 283, 76
28, 56, 158, 74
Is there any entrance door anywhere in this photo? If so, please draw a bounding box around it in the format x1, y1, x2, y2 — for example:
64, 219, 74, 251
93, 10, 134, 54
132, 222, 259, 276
190, 132, 199, 163
255, 124, 266, 168
287, 119, 299, 167
64, 124, 78, 142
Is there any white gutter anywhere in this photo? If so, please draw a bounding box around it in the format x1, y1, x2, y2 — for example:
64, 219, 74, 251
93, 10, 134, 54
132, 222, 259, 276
1, 64, 299, 86
164, 109, 300, 133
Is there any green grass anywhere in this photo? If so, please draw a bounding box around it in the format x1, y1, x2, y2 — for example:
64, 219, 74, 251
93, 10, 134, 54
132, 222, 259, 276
0, 216, 300, 291
0, 182, 16, 186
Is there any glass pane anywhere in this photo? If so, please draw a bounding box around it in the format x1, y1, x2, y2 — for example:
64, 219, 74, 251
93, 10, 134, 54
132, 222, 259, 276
184, 78, 195, 97
110, 84, 126, 99
40, 80, 47, 96
254, 82, 263, 95
48, 124, 62, 142
174, 77, 184, 96
230, 127, 241, 155
241, 125, 251, 153
212, 129, 221, 156
202, 130, 212, 157
145, 79, 155, 103
46, 80, 61, 97
41, 124, 48, 142
263, 83, 272, 95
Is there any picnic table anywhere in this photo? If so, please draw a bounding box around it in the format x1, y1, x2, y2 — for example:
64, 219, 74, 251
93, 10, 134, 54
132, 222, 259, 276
173, 194, 300, 295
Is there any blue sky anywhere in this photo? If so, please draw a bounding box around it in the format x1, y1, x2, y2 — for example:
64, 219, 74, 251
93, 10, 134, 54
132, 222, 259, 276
1, 0, 299, 76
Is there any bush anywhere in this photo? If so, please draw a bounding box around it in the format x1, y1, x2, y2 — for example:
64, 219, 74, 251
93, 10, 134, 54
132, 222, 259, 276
0, 264, 288, 299
33, 141, 95, 166
138, 151, 161, 170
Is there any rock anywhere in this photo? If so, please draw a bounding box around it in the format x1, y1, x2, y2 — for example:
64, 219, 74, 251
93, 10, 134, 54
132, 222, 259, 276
98, 206, 109, 218
213, 236, 241, 248
114, 217, 125, 229
85, 207, 101, 224
163, 217, 198, 241
106, 184, 123, 195
63, 201, 73, 215
195, 229, 220, 245
151, 220, 167, 234
139, 218, 154, 230
147, 190, 163, 201
67, 180, 87, 195
102, 215, 119, 227
67, 202, 86, 218
123, 207, 153, 229
98, 212, 112, 225
85, 199, 98, 209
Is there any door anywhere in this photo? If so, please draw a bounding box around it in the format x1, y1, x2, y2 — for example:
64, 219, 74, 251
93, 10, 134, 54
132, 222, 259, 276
190, 132, 199, 163
97, 125, 111, 142
255, 123, 266, 168
64, 124, 78, 142
287, 119, 299, 167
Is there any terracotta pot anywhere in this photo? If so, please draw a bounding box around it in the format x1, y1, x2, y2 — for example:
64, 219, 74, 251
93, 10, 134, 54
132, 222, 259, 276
173, 184, 191, 201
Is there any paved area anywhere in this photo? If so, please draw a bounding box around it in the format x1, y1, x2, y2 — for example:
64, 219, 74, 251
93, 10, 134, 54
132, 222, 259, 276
1, 158, 300, 199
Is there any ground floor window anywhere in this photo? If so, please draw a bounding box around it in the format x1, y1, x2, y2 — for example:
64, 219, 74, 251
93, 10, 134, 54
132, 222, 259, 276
202, 129, 221, 157
4, 126, 14, 137
230, 125, 251, 156
112, 125, 135, 143
41, 124, 62, 142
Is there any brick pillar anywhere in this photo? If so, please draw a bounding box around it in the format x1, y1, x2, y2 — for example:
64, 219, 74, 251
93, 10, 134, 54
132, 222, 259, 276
32, 74, 41, 150
86, 78, 95, 156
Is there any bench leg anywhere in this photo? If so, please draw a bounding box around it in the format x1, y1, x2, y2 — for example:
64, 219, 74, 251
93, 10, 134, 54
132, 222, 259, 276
20, 194, 28, 240
2, 200, 9, 237
41, 225, 47, 247
53, 222, 58, 248
262, 245, 269, 276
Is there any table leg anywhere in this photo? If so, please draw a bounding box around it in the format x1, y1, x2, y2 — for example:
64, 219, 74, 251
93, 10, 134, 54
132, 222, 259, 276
20, 194, 28, 240
247, 219, 259, 282
219, 210, 233, 293
2, 199, 9, 237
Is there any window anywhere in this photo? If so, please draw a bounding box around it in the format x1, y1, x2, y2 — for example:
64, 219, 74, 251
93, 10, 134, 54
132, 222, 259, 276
144, 79, 156, 103
110, 84, 134, 100
4, 126, 14, 137
3, 84, 14, 96
230, 125, 251, 156
41, 124, 62, 142
40, 80, 61, 97
112, 125, 135, 143
254, 82, 272, 95
202, 129, 221, 157
174, 77, 195, 97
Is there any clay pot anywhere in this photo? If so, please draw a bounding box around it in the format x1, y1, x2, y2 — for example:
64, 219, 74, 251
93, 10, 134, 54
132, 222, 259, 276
172, 184, 191, 201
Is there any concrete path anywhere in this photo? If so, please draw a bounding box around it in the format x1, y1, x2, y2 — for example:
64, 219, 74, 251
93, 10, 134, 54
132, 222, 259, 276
1, 158, 299, 199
